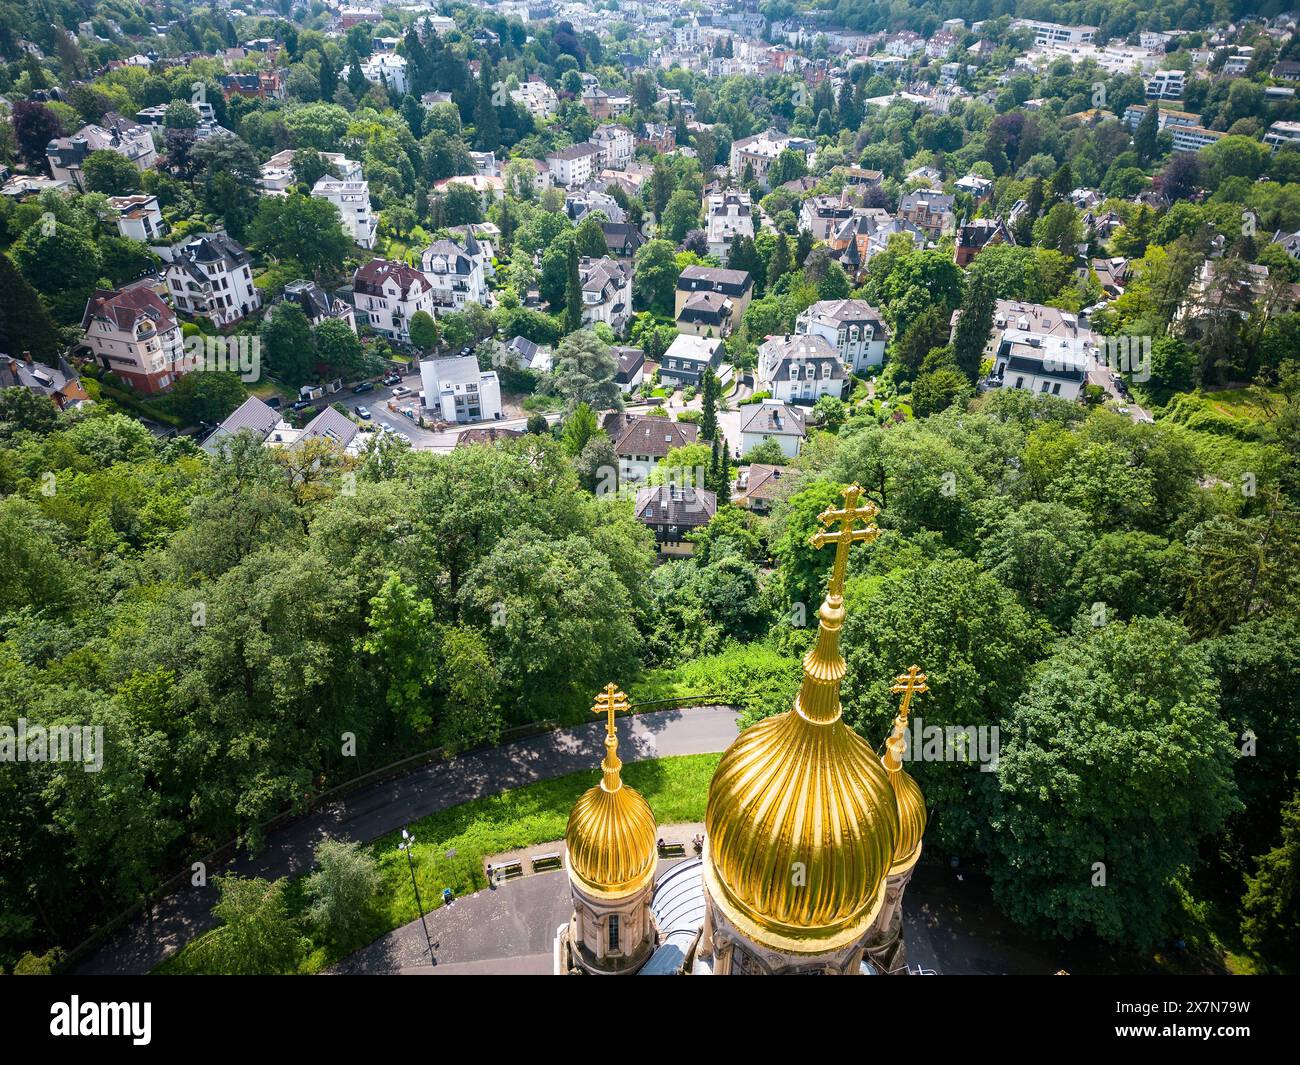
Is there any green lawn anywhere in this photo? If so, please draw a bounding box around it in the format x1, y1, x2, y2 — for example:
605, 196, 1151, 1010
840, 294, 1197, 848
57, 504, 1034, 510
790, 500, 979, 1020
156, 752, 721, 975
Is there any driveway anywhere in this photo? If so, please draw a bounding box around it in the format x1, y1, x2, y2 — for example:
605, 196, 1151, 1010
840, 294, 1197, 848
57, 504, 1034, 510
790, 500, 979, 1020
74, 705, 740, 975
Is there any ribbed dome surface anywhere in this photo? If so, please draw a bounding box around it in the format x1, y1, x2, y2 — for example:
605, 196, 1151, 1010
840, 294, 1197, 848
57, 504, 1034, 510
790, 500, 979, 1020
886, 765, 926, 873
704, 705, 899, 943
566, 778, 658, 895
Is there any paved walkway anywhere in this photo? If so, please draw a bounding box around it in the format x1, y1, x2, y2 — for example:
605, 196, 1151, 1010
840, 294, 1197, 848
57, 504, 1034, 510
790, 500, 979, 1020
328, 856, 1069, 976
74, 705, 740, 975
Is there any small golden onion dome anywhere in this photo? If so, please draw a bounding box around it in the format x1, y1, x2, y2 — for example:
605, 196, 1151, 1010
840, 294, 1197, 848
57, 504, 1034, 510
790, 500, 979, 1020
883, 665, 929, 874
704, 707, 900, 951
885, 764, 927, 874
565, 684, 658, 898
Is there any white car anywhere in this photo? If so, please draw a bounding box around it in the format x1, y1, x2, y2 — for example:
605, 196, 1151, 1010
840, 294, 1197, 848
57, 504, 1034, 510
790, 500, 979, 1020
392, 385, 414, 399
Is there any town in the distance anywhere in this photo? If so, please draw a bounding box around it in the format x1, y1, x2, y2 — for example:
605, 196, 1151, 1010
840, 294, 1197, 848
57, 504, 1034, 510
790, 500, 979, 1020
0, 0, 1297, 985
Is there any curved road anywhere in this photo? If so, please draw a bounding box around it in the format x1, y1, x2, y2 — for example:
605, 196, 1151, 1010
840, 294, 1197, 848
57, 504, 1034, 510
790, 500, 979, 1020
74, 705, 740, 975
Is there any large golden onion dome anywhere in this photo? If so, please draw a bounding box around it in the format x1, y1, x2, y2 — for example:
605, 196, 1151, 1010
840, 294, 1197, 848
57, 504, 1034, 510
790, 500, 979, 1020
883, 666, 929, 875
565, 684, 658, 898
703, 486, 900, 954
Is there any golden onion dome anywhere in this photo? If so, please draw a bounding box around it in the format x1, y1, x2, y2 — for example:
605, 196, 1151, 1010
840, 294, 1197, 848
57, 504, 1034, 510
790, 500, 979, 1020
565, 684, 658, 898
883, 665, 929, 874
702, 486, 901, 954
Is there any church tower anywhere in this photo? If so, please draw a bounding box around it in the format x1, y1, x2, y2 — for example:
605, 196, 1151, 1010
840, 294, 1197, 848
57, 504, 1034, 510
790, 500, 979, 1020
696, 485, 902, 974
559, 684, 659, 974
864, 666, 929, 974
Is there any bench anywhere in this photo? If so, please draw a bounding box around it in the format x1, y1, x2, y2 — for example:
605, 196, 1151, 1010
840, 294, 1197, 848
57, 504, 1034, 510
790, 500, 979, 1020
531, 852, 563, 872
487, 860, 523, 883
657, 841, 687, 857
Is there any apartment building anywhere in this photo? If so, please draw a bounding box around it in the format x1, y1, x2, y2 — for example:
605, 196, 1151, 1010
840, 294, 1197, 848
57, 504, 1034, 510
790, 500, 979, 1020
675, 266, 754, 324
312, 176, 377, 248
545, 142, 602, 187
728, 129, 815, 189
756, 334, 847, 405
260, 149, 362, 195
419, 354, 503, 424
898, 189, 955, 240
577, 257, 634, 334
106, 194, 166, 242
164, 232, 261, 327
590, 124, 635, 171
795, 298, 890, 372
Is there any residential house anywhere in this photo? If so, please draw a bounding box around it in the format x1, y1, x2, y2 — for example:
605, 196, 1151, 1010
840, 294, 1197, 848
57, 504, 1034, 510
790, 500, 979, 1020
511, 78, 559, 119
799, 193, 856, 242
80, 283, 187, 394
735, 463, 790, 514
739, 400, 806, 459
795, 298, 890, 372
982, 299, 1094, 399
613, 346, 645, 394
602, 411, 699, 483
675, 265, 754, 325
728, 129, 815, 189
756, 334, 847, 404
639, 122, 676, 153
635, 484, 717, 554
360, 53, 408, 94
164, 232, 261, 327
420, 232, 491, 312
353, 259, 434, 340
955, 217, 1013, 267
576, 257, 634, 333
202, 396, 363, 455
580, 87, 631, 120
46, 113, 157, 190
282, 279, 356, 331
658, 334, 726, 387
602, 222, 646, 258
419, 354, 503, 423
591, 124, 635, 170
898, 189, 955, 240
0, 353, 89, 411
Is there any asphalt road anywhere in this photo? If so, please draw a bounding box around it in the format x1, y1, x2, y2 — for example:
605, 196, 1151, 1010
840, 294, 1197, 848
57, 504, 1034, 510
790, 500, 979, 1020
73, 705, 739, 975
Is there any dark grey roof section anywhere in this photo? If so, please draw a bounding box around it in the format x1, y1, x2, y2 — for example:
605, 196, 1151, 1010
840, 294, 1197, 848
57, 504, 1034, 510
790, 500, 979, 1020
642, 858, 706, 975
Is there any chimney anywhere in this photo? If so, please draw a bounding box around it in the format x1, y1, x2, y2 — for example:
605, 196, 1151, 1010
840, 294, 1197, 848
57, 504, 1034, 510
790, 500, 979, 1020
22, 350, 33, 364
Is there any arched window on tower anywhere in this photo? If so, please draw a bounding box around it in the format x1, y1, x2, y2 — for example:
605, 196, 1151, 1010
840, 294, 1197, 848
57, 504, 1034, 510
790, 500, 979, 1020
607, 914, 620, 953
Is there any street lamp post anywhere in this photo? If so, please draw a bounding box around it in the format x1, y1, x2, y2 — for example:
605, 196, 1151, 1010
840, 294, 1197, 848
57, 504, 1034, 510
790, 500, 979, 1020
399, 828, 434, 964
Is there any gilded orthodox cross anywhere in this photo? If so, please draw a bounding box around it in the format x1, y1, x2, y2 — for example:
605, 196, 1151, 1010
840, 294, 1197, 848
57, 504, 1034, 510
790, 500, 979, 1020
810, 484, 881, 599
884, 665, 928, 771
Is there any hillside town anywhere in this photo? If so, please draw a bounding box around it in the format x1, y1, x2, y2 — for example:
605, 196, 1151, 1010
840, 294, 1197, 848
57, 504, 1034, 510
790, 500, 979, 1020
0, 0, 1298, 991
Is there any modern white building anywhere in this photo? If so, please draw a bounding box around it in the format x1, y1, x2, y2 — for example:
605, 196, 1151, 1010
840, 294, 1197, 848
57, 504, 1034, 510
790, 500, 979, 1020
353, 259, 435, 341
1012, 19, 1097, 47
511, 78, 559, 119
419, 232, 491, 312
164, 232, 261, 327
259, 149, 363, 195
419, 354, 503, 424
312, 176, 377, 248
106, 194, 166, 243
795, 299, 890, 372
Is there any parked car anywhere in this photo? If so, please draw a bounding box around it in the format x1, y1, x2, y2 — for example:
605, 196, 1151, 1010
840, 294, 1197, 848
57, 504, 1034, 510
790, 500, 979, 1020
383, 373, 402, 386
290, 399, 312, 411
355, 405, 371, 420
392, 385, 413, 398
352, 381, 375, 394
